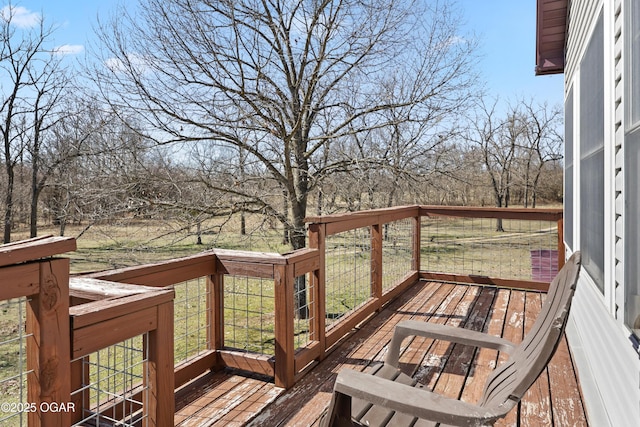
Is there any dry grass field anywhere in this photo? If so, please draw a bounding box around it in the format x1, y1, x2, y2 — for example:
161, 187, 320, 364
12, 215, 291, 273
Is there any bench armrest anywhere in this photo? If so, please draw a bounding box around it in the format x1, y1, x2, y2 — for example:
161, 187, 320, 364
332, 368, 502, 426
386, 320, 516, 366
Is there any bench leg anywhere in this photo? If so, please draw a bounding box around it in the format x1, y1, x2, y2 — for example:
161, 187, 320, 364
320, 392, 359, 427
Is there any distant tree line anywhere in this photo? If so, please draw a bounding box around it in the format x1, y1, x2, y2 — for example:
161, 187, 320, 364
0, 0, 563, 246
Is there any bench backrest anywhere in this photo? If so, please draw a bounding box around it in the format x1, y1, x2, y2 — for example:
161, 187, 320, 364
479, 252, 581, 413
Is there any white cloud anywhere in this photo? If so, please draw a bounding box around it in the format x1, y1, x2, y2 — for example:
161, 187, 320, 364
53, 44, 84, 55
104, 57, 126, 72
105, 53, 151, 75
445, 35, 467, 47
1, 6, 41, 29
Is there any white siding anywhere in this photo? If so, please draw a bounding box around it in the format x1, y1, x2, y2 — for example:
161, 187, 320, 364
564, 0, 640, 424
613, 0, 624, 321
567, 284, 639, 426
565, 0, 604, 82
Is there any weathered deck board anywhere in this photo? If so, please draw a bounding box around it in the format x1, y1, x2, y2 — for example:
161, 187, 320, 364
494, 290, 526, 427
174, 280, 589, 426
520, 292, 552, 427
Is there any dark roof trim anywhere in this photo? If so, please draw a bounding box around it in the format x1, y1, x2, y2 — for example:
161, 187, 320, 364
535, 0, 568, 75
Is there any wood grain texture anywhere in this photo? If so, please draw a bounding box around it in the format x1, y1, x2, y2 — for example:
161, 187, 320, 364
26, 259, 72, 426
0, 262, 40, 300
148, 301, 175, 426
0, 235, 76, 267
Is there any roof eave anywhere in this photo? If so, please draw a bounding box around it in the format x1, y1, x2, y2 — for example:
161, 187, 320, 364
535, 0, 568, 76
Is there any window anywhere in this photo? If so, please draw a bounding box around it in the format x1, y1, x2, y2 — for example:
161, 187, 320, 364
628, 0, 640, 128
564, 88, 573, 250
579, 13, 604, 292
625, 0, 640, 333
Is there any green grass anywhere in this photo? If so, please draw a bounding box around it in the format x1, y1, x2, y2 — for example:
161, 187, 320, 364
0, 299, 29, 427
12, 216, 291, 273
420, 216, 558, 280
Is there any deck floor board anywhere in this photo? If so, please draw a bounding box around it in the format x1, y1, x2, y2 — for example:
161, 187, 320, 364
174, 280, 588, 426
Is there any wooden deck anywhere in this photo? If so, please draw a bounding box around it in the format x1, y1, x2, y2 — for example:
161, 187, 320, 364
174, 280, 588, 426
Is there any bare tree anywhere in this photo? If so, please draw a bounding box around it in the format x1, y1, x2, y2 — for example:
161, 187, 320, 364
467, 98, 521, 231
466, 97, 563, 229
25, 54, 72, 237
92, 0, 477, 250
0, 6, 59, 242
519, 100, 563, 208
92, 0, 477, 318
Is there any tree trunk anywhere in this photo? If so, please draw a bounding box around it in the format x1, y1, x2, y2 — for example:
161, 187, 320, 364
30, 188, 39, 238
4, 165, 14, 243
196, 220, 203, 244
316, 189, 323, 215
30, 156, 41, 238
495, 195, 504, 232
291, 199, 308, 319
282, 189, 289, 245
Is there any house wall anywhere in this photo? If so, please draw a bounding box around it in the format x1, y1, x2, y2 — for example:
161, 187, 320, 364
564, 0, 640, 425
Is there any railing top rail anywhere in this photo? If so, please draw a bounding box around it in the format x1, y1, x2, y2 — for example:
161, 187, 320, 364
305, 205, 563, 225
70, 277, 166, 301
213, 248, 287, 264
0, 235, 76, 267
85, 251, 216, 286
305, 204, 561, 235
420, 205, 563, 221
82, 247, 319, 287
306, 205, 420, 236
305, 205, 419, 225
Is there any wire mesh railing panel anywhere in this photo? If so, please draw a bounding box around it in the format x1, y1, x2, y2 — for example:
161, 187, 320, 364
293, 273, 315, 349
0, 298, 31, 427
223, 275, 275, 355
72, 335, 148, 427
325, 227, 372, 328
420, 216, 559, 282
381, 218, 414, 293
174, 277, 210, 363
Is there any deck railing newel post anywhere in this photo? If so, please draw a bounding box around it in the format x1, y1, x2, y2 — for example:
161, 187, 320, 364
27, 258, 71, 427
274, 263, 295, 388
146, 300, 174, 426
371, 222, 383, 307
413, 212, 421, 273
308, 223, 327, 358
208, 256, 224, 370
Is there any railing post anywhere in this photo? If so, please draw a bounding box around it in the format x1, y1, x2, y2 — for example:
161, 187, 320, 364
274, 264, 295, 388
308, 223, 326, 358
146, 300, 175, 426
371, 223, 383, 304
208, 258, 224, 369
558, 218, 565, 270
27, 258, 71, 427
412, 214, 421, 272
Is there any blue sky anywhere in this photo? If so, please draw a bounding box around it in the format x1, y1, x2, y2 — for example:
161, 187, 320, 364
14, 0, 563, 108
458, 0, 564, 106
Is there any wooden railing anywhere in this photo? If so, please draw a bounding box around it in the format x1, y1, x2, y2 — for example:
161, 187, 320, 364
68, 278, 174, 426
84, 205, 563, 392
0, 205, 565, 425
418, 206, 564, 290
0, 236, 76, 427
87, 248, 320, 389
